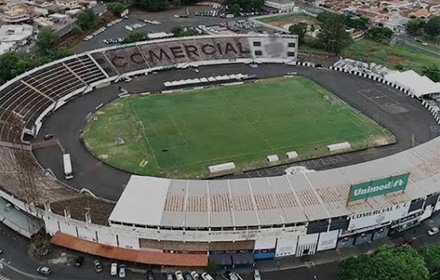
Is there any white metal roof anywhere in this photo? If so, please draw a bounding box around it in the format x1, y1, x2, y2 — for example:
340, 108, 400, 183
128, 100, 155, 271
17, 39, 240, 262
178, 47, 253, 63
109, 136, 440, 228
109, 175, 170, 226
385, 70, 440, 98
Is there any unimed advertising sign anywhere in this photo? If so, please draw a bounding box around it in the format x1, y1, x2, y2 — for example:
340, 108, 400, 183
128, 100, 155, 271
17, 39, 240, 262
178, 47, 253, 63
348, 173, 410, 202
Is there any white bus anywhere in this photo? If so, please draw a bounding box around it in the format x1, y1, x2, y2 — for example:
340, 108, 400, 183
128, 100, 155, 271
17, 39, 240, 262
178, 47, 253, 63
63, 154, 73, 180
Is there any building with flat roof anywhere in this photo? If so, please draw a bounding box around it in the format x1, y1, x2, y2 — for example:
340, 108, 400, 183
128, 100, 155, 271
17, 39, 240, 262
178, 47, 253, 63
0, 3, 30, 23
264, 0, 295, 13
0, 24, 33, 46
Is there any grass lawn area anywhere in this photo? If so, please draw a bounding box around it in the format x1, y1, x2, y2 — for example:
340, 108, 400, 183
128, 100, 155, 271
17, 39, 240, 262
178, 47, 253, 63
83, 77, 395, 178
342, 39, 440, 74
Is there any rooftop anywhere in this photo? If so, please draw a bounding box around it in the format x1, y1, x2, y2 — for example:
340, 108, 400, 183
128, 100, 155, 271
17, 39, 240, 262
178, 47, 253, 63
0, 24, 33, 42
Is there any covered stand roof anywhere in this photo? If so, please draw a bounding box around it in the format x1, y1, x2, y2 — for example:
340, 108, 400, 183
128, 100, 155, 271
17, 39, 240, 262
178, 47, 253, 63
384, 70, 440, 98
109, 137, 440, 229
51, 233, 208, 267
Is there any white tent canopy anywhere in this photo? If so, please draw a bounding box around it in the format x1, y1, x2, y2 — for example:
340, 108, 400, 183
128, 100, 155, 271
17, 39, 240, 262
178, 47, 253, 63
384, 70, 440, 98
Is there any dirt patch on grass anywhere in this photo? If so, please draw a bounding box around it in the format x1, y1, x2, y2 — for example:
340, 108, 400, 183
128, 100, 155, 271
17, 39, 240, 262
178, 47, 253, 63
262, 15, 318, 28
387, 55, 403, 65
374, 138, 390, 146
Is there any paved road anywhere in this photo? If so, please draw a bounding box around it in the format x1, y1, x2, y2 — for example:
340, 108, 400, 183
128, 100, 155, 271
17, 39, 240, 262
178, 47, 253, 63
395, 34, 440, 59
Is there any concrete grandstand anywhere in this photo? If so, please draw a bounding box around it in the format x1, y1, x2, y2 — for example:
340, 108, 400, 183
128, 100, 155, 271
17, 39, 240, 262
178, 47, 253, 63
0, 34, 439, 267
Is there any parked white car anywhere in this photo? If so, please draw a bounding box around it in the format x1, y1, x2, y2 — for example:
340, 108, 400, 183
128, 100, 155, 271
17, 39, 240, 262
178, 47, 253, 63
175, 271, 184, 280
428, 227, 439, 236
119, 264, 126, 278
201, 272, 214, 280
254, 269, 261, 280
111, 262, 118, 276
191, 271, 200, 279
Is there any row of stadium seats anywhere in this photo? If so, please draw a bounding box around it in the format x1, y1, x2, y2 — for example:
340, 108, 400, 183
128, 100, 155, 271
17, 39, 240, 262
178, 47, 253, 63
0, 144, 79, 204
0, 55, 108, 143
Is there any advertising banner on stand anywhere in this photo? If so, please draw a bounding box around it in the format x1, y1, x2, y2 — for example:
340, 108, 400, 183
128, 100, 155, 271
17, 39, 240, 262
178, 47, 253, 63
348, 173, 410, 203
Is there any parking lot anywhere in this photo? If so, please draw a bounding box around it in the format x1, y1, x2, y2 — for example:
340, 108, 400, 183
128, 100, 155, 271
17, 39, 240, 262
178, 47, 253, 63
75, 6, 276, 52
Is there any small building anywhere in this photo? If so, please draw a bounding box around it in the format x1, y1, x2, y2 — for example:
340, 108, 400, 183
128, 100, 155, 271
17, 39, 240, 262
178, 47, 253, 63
0, 3, 31, 23
0, 24, 33, 49
267, 154, 279, 163
55, 0, 82, 10
264, 0, 295, 13
0, 42, 16, 55
408, 8, 431, 18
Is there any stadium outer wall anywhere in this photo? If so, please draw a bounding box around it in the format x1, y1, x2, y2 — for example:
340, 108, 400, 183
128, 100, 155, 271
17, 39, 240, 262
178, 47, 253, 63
0, 34, 439, 267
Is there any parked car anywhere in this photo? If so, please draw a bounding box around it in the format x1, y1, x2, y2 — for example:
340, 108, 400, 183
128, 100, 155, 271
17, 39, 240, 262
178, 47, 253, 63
201, 272, 214, 280
36, 266, 52, 276
146, 269, 155, 280
119, 264, 126, 278
190, 271, 200, 279
74, 256, 84, 268
111, 262, 118, 276
44, 133, 54, 140
175, 271, 184, 280
167, 273, 174, 280
184, 273, 193, 280
253, 269, 261, 280
428, 227, 439, 236
224, 271, 243, 280
94, 260, 103, 273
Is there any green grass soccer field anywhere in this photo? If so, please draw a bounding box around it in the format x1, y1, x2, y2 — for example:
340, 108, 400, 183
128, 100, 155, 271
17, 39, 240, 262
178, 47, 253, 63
83, 77, 395, 178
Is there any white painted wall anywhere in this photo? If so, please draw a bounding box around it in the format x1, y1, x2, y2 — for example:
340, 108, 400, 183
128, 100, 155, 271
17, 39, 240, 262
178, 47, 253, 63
117, 234, 140, 249
97, 230, 117, 246
275, 235, 298, 257
77, 226, 96, 242
254, 238, 277, 250
317, 230, 339, 251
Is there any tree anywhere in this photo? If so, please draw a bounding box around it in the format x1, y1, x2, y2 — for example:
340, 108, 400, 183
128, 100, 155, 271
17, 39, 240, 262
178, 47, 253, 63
338, 245, 429, 280
171, 26, 198, 37
133, 0, 168, 11
0, 52, 43, 85
406, 18, 426, 35
229, 3, 241, 15
316, 11, 333, 23
172, 0, 181, 7
317, 12, 353, 54
77, 9, 97, 30
289, 23, 308, 43
422, 64, 440, 82
36, 27, 60, 55
123, 31, 148, 43
366, 26, 393, 42
424, 16, 440, 38
71, 24, 83, 35
345, 16, 370, 30
224, 0, 263, 12
419, 243, 440, 277
206, 261, 217, 276
108, 2, 128, 17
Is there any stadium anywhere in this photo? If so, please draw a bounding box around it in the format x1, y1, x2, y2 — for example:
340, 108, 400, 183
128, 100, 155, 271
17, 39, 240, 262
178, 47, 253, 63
0, 34, 439, 267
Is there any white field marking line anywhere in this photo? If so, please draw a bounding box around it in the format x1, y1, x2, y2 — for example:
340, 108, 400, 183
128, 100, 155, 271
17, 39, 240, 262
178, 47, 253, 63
217, 91, 275, 151
146, 119, 158, 138
129, 101, 161, 169
165, 108, 189, 147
